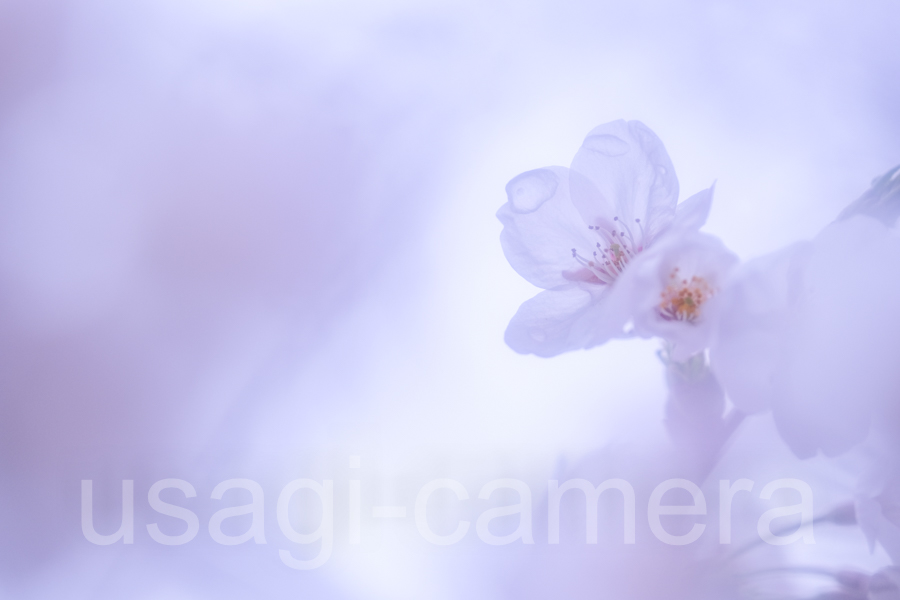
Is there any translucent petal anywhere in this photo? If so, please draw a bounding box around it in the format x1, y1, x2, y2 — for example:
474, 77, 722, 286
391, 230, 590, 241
713, 216, 900, 457
670, 185, 714, 233
710, 242, 812, 414
498, 166, 598, 289
774, 217, 900, 457
568, 120, 678, 244
504, 284, 631, 357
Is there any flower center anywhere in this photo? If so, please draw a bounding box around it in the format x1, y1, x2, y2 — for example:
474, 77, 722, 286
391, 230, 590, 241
570, 216, 645, 285
658, 268, 713, 322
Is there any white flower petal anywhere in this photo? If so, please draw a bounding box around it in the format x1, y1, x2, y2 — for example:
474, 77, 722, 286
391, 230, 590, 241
775, 216, 900, 457
504, 284, 631, 357
568, 120, 678, 243
670, 185, 714, 233
498, 167, 599, 289
710, 242, 812, 414
713, 215, 900, 457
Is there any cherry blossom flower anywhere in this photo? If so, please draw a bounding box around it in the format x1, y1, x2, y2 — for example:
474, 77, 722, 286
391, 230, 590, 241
498, 120, 721, 357
625, 230, 738, 360
711, 167, 900, 458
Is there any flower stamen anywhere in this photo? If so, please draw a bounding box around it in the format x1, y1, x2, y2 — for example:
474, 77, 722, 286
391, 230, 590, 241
574, 217, 649, 283
571, 248, 617, 284
658, 268, 713, 323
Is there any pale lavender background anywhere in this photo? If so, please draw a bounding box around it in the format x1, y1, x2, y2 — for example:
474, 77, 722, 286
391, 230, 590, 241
0, 1, 899, 598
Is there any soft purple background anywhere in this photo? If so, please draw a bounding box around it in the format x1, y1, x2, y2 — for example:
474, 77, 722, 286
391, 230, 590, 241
1, 1, 899, 598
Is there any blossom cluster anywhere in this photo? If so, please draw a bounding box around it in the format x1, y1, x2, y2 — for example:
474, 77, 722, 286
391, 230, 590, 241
499, 121, 900, 599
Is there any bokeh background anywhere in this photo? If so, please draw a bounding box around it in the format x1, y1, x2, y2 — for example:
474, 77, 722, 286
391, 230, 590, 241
1, 0, 899, 598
